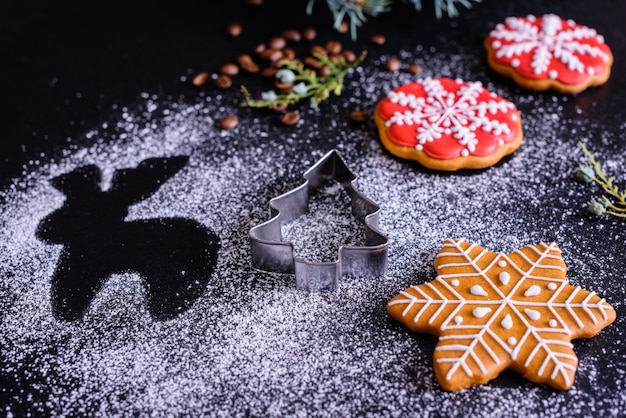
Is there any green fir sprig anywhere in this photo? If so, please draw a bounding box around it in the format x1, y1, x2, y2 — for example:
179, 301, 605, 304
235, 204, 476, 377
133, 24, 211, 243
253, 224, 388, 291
307, 0, 391, 40
307, 0, 480, 39
403, 0, 481, 19
576, 142, 626, 218
241, 51, 366, 109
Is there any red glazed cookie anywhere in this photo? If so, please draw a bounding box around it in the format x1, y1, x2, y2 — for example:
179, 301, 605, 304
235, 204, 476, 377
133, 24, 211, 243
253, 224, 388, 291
374, 78, 523, 171
485, 14, 613, 93
387, 239, 616, 392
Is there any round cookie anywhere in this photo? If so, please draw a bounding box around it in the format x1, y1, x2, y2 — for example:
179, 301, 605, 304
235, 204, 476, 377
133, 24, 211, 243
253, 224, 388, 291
485, 14, 613, 93
374, 77, 523, 171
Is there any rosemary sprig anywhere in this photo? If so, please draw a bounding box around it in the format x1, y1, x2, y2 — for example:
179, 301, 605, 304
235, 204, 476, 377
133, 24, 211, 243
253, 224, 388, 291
576, 142, 626, 218
241, 51, 367, 109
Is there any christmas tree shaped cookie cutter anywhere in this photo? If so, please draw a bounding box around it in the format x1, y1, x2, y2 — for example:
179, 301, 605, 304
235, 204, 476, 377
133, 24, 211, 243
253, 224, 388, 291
250, 150, 388, 291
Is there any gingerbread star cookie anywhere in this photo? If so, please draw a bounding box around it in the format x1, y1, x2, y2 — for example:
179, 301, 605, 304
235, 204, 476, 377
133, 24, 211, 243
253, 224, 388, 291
387, 239, 616, 391
485, 14, 613, 93
374, 77, 523, 171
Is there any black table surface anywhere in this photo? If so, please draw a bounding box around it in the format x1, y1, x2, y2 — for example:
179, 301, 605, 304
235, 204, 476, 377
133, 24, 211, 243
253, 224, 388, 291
3, 0, 625, 184
2, 0, 625, 416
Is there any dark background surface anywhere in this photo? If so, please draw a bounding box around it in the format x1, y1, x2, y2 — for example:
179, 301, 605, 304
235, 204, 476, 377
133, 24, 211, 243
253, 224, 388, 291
1, 0, 625, 415
2, 0, 625, 188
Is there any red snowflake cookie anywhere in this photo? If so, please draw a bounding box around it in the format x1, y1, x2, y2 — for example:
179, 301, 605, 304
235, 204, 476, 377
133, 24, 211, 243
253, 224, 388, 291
485, 14, 613, 93
374, 78, 523, 171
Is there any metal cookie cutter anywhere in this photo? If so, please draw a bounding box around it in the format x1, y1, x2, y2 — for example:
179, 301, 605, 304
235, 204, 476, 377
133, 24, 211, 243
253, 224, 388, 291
250, 150, 388, 292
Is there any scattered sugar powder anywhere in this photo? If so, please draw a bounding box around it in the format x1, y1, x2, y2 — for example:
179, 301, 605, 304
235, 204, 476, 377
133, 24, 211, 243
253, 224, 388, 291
282, 182, 366, 263
1, 44, 626, 417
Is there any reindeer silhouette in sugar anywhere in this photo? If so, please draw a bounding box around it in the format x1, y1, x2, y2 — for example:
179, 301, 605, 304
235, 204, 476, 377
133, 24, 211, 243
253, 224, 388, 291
36, 156, 219, 321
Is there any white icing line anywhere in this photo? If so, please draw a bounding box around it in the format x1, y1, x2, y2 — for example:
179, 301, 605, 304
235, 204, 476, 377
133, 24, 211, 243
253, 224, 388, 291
384, 80, 518, 157
525, 329, 575, 374
446, 240, 507, 299
437, 344, 476, 351
512, 329, 531, 361
565, 286, 585, 328
598, 299, 614, 321
485, 326, 513, 356
427, 281, 454, 325
392, 239, 614, 387
469, 349, 489, 374
488, 13, 610, 86
581, 292, 599, 325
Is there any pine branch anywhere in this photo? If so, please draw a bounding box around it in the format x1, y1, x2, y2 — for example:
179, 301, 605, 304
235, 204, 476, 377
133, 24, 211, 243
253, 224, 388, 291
307, 0, 479, 39
403, 0, 480, 19
307, 0, 391, 40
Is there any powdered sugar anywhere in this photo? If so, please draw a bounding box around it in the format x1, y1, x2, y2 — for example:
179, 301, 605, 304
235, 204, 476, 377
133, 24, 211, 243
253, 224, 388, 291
1, 45, 625, 416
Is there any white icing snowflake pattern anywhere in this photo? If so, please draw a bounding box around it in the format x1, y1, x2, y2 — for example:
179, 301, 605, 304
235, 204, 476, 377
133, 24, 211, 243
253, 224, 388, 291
384, 78, 516, 156
489, 14, 610, 78
387, 239, 616, 391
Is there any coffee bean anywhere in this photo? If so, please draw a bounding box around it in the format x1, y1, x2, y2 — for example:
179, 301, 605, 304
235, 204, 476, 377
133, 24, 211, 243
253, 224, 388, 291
318, 65, 331, 77
271, 103, 287, 112
342, 50, 356, 63
337, 21, 349, 34
370, 34, 386, 46
219, 115, 239, 130
240, 60, 260, 73
237, 54, 253, 65
260, 48, 283, 62
270, 59, 285, 69
269, 36, 286, 50
282, 47, 296, 60
281, 111, 300, 126
274, 80, 293, 92
310, 45, 327, 57
220, 63, 239, 76
385, 58, 401, 72
261, 67, 277, 78
237, 54, 259, 73
245, 0, 263, 5
329, 55, 343, 64
350, 110, 368, 124
215, 74, 232, 89
282, 29, 301, 42
302, 27, 317, 41
254, 43, 266, 55
304, 56, 322, 69
407, 63, 423, 75
192, 72, 209, 87
227, 23, 242, 37
325, 40, 342, 55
